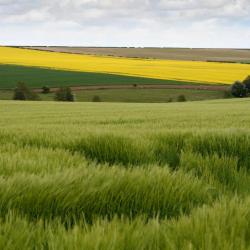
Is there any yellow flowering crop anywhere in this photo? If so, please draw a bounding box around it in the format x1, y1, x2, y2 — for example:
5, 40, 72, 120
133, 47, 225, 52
0, 46, 249, 84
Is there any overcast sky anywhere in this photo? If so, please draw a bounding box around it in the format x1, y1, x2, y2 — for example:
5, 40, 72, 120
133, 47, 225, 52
0, 0, 250, 48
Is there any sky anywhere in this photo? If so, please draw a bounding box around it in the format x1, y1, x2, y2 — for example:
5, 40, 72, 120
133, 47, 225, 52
0, 0, 250, 48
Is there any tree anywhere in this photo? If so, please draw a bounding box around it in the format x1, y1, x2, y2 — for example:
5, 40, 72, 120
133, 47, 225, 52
42, 86, 50, 94
243, 76, 250, 92
13, 87, 26, 100
13, 82, 40, 101
92, 95, 101, 102
54, 87, 75, 102
231, 81, 247, 98
177, 95, 187, 102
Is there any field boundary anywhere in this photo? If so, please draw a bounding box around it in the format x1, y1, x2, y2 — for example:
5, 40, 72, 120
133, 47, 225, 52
33, 84, 229, 93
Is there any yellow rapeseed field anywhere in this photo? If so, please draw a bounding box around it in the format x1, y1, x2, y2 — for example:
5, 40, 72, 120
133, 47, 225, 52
0, 46, 250, 84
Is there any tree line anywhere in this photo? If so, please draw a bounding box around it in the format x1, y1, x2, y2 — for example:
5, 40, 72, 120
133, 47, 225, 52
13, 83, 75, 102
12, 75, 250, 103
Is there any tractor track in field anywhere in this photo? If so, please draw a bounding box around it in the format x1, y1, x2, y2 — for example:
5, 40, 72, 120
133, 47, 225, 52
34, 84, 228, 93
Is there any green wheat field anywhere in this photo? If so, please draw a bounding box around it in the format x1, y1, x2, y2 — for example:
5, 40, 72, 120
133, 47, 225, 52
0, 98, 250, 249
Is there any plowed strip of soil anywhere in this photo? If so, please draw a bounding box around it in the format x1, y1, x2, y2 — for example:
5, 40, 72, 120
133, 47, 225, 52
22, 46, 250, 63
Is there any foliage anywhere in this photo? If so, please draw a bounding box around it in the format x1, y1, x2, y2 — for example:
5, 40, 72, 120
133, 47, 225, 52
231, 81, 247, 97
177, 94, 187, 102
1, 87, 227, 103
54, 87, 75, 102
42, 86, 50, 94
13, 82, 40, 101
92, 95, 101, 102
243, 75, 250, 91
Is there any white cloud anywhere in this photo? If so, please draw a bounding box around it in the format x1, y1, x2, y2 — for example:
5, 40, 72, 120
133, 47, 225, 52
0, 0, 249, 47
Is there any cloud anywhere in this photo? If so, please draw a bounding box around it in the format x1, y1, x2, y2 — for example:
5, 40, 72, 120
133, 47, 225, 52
0, 0, 249, 47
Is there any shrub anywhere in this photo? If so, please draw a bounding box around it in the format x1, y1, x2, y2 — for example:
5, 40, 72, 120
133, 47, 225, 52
242, 76, 250, 92
54, 87, 75, 102
42, 86, 50, 94
231, 81, 247, 97
13, 82, 40, 101
92, 95, 101, 102
167, 98, 173, 103
177, 95, 187, 102
13, 86, 25, 100
133, 84, 138, 88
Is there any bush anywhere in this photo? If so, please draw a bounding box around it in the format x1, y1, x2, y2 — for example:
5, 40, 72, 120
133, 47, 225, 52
13, 82, 40, 101
177, 95, 187, 102
92, 95, 101, 102
13, 86, 25, 100
242, 76, 250, 91
54, 87, 75, 102
42, 86, 50, 94
231, 81, 247, 98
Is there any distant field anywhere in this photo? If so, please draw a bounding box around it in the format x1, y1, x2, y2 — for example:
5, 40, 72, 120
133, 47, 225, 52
72, 88, 226, 103
0, 88, 225, 103
1, 47, 249, 84
0, 64, 228, 103
24, 46, 250, 63
0, 64, 185, 89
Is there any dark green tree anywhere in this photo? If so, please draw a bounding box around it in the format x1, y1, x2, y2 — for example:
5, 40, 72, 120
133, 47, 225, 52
54, 87, 75, 102
42, 86, 50, 94
243, 76, 250, 92
177, 95, 187, 102
92, 95, 101, 102
231, 81, 247, 98
13, 82, 40, 101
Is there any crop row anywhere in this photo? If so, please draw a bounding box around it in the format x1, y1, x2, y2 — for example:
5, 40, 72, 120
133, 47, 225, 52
0, 197, 249, 250
1, 132, 249, 170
